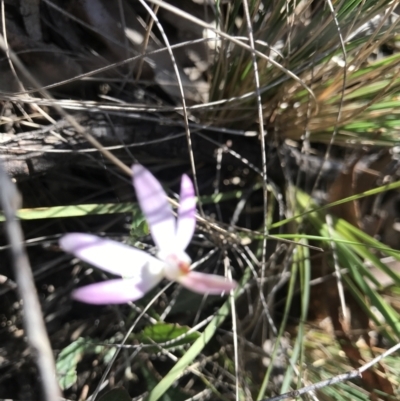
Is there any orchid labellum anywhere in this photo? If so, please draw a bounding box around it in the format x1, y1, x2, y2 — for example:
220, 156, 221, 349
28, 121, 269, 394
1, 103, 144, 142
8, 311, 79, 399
60, 164, 237, 304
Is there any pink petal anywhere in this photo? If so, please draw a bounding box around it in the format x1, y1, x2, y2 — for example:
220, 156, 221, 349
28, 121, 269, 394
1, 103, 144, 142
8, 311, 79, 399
60, 233, 164, 278
177, 271, 237, 295
72, 275, 163, 304
175, 174, 196, 251
132, 164, 175, 251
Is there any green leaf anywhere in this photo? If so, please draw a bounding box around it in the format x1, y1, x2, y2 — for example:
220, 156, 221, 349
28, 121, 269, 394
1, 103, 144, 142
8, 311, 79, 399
137, 323, 200, 350
56, 338, 87, 390
56, 337, 116, 390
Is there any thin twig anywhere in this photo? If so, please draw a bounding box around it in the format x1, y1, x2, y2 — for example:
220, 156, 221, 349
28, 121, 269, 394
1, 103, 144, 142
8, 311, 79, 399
0, 163, 61, 401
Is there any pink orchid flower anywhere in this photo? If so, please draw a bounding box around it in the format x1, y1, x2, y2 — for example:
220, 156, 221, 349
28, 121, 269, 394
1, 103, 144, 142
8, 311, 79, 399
60, 164, 237, 304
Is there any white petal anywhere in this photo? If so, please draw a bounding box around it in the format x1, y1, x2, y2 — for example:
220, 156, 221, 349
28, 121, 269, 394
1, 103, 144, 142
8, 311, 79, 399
72, 275, 163, 304
132, 164, 175, 251
177, 271, 237, 295
175, 174, 196, 251
60, 233, 164, 278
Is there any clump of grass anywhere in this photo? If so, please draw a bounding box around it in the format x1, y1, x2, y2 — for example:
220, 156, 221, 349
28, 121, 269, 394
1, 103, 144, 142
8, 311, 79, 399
204, 0, 400, 145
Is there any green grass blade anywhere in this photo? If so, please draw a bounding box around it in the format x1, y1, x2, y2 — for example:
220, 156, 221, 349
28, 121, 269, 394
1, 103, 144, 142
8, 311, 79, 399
0, 203, 138, 221
280, 240, 310, 393
0, 187, 260, 221
271, 180, 400, 229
